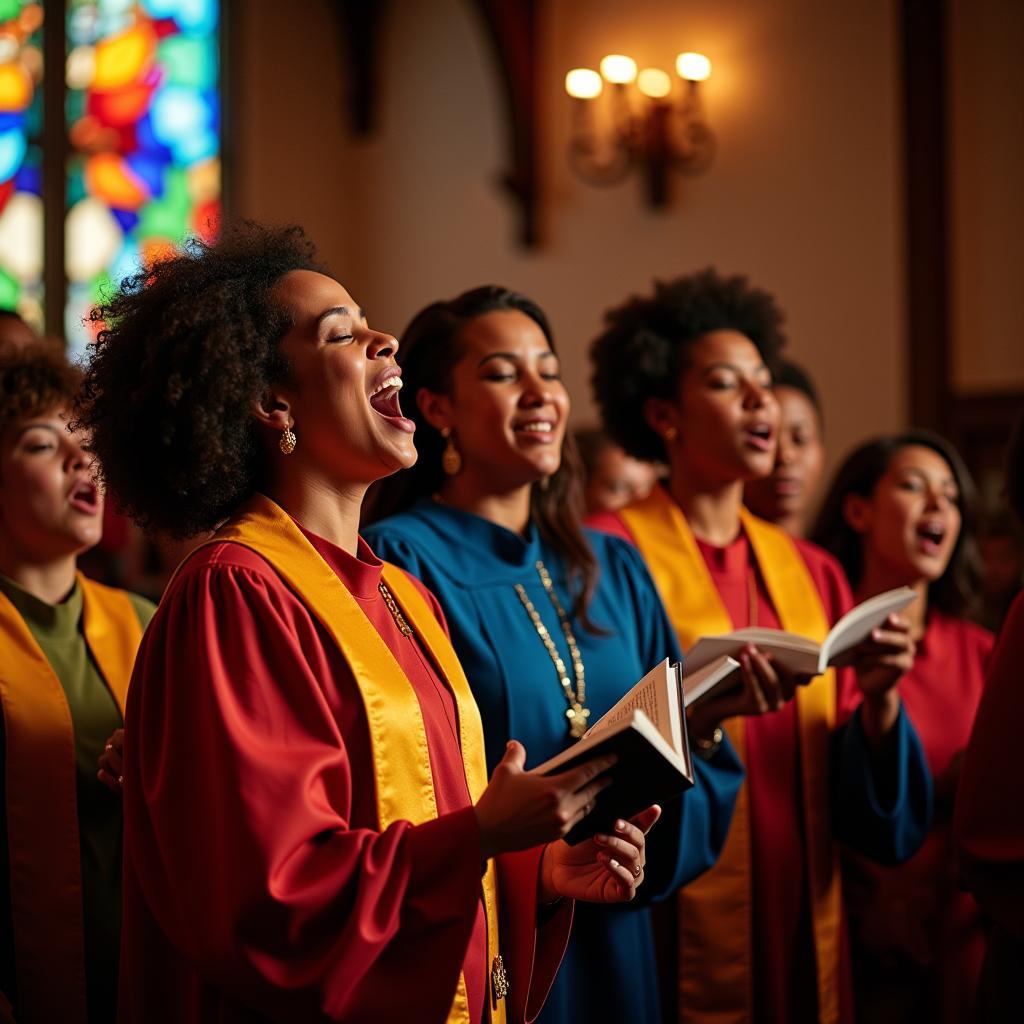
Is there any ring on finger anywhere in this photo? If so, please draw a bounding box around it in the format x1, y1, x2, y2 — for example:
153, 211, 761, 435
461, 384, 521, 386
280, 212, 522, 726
632, 863, 642, 879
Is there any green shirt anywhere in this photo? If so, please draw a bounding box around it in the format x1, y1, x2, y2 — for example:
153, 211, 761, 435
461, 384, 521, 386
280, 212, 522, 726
0, 572, 154, 1022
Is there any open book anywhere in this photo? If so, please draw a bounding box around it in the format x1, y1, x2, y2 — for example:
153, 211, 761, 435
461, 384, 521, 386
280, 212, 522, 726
682, 585, 917, 706
530, 659, 695, 845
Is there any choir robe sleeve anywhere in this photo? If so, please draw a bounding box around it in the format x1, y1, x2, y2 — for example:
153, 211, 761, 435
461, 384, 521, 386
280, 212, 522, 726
121, 555, 568, 1023
601, 536, 744, 900
794, 541, 932, 865
955, 590, 1024, 936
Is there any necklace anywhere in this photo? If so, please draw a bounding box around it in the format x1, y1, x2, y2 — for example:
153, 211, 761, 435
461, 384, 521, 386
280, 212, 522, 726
514, 560, 589, 740
378, 581, 414, 638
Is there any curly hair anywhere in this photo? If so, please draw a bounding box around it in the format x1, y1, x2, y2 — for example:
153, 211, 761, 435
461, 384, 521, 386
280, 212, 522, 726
590, 268, 787, 461
0, 343, 81, 440
365, 285, 605, 633
811, 430, 980, 618
73, 221, 323, 537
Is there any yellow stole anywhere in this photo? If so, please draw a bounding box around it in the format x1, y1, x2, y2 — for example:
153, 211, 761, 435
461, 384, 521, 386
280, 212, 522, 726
0, 575, 142, 1024
198, 495, 506, 1024
620, 487, 842, 1024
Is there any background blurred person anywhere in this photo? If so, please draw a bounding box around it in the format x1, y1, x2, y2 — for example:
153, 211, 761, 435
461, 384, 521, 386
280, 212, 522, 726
574, 425, 660, 516
745, 359, 825, 536
75, 224, 653, 1024
813, 430, 991, 1024
955, 407, 1024, 1024
0, 344, 154, 1023
975, 508, 1023, 632
364, 285, 743, 1024
0, 310, 40, 352
590, 268, 931, 1024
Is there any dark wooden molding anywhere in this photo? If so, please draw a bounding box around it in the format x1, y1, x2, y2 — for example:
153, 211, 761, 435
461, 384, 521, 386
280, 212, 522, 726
42, 0, 67, 336
468, 0, 543, 247
334, 0, 390, 136
901, 0, 951, 434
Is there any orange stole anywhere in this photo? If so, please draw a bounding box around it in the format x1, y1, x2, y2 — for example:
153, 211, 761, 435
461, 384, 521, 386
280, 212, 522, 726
197, 495, 506, 1024
0, 576, 141, 1024
620, 489, 842, 1024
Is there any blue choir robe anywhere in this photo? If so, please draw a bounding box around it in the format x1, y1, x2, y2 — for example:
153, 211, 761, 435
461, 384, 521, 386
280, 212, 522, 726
365, 499, 744, 1024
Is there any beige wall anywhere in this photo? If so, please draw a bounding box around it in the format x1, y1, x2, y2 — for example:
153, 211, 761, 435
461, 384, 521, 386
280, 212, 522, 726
949, 0, 1024, 394
233, 0, 908, 475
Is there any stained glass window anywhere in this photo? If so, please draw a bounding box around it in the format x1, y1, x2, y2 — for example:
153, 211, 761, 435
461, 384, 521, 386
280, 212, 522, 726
65, 0, 220, 356
0, 1, 44, 329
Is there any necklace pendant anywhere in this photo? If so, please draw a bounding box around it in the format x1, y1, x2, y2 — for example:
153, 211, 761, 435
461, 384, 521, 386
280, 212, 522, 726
566, 703, 590, 740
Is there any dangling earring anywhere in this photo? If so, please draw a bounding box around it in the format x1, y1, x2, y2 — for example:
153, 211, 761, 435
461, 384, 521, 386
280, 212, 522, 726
279, 423, 297, 455
441, 427, 462, 476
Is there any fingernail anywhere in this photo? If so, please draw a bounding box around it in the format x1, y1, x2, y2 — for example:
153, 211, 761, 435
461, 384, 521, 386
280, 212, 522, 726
609, 858, 619, 869
615, 820, 626, 832
595, 833, 609, 844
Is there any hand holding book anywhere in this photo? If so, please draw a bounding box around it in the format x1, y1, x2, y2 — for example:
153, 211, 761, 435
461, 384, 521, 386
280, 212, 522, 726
529, 659, 695, 844
681, 587, 917, 740
539, 805, 662, 903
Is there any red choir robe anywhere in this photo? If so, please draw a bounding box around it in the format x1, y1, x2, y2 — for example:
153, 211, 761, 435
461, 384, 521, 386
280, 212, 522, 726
590, 488, 929, 1024
119, 495, 572, 1023
843, 610, 993, 1022
955, 590, 1024, 1021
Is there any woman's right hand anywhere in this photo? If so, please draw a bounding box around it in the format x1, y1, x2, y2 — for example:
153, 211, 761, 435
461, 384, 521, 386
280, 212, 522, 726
687, 644, 810, 741
474, 740, 616, 860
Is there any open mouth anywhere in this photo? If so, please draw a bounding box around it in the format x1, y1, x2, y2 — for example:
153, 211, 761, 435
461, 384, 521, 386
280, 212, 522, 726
771, 474, 802, 497
915, 520, 947, 556
513, 418, 557, 442
68, 481, 100, 515
368, 372, 416, 433
744, 422, 774, 451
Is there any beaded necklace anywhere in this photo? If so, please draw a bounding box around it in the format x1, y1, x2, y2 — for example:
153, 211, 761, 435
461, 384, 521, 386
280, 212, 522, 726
514, 560, 589, 740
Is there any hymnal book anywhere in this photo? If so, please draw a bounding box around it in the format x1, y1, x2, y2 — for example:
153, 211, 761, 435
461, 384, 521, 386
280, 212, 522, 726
681, 585, 917, 707
530, 659, 694, 845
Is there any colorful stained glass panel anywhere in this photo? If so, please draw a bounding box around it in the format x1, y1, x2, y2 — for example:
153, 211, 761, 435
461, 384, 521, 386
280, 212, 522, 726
65, 0, 219, 355
0, 1, 44, 330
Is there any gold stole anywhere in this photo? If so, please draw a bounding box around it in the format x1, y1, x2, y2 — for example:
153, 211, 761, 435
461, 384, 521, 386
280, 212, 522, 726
0, 576, 141, 1024
202, 495, 506, 1024
620, 488, 842, 1024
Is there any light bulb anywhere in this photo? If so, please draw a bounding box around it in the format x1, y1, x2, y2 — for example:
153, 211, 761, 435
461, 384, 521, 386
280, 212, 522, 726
637, 67, 671, 99
565, 68, 602, 99
599, 54, 638, 85
676, 52, 711, 82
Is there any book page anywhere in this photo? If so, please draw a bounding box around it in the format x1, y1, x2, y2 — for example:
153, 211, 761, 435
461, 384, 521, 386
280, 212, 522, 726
821, 586, 916, 667
585, 660, 671, 743
681, 655, 742, 707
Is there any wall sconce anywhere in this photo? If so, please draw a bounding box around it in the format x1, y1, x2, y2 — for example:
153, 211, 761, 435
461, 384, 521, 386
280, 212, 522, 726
564, 52, 714, 206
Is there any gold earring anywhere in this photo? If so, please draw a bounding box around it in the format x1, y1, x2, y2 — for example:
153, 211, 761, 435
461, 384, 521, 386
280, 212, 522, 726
664, 426, 678, 442
279, 424, 297, 455
441, 427, 462, 476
